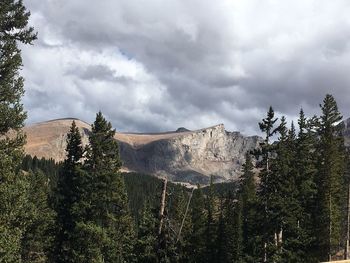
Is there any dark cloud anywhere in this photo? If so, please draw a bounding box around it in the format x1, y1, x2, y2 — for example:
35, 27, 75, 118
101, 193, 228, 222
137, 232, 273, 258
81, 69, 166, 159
21, 0, 350, 135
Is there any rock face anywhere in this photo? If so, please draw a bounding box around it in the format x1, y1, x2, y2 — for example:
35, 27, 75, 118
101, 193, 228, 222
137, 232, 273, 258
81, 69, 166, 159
24, 119, 261, 184
119, 124, 261, 184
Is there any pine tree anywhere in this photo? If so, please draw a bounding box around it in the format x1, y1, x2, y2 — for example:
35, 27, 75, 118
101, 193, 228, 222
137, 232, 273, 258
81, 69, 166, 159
53, 120, 84, 262
257, 106, 279, 262
189, 185, 206, 263
204, 176, 217, 263
220, 192, 243, 263
135, 201, 158, 263
315, 94, 346, 261
240, 153, 260, 262
21, 170, 55, 263
272, 118, 304, 262
294, 109, 318, 262
0, 1, 36, 261
82, 112, 135, 262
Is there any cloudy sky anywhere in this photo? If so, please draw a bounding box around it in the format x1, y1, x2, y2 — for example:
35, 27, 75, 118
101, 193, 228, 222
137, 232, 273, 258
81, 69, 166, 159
21, 0, 350, 135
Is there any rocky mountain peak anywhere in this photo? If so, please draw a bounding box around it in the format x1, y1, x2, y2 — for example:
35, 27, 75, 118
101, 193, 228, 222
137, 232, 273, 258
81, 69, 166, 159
24, 118, 262, 184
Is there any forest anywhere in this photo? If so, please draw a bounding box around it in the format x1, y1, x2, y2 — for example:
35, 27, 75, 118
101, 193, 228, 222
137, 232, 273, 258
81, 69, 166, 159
1, 1, 350, 262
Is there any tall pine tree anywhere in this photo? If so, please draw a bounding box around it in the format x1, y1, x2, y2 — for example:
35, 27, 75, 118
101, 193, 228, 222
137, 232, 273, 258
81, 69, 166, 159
315, 94, 346, 261
0, 1, 36, 261
240, 153, 260, 262
258, 106, 279, 262
21, 169, 55, 263
53, 120, 84, 262
82, 112, 135, 262
189, 185, 206, 263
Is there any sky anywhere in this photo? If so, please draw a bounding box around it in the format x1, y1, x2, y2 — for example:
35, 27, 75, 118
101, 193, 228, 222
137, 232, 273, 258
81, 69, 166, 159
21, 0, 350, 135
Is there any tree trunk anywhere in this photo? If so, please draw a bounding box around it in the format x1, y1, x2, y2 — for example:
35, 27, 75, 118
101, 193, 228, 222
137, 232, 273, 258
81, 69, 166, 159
158, 178, 167, 235
345, 184, 350, 259
176, 187, 195, 242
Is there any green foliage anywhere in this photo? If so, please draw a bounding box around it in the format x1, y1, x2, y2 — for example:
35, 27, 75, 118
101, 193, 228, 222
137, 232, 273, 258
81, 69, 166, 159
80, 112, 135, 262
53, 121, 85, 262
0, 0, 36, 262
204, 176, 218, 263
240, 154, 261, 262
315, 94, 347, 261
135, 202, 158, 263
21, 170, 55, 263
188, 185, 206, 262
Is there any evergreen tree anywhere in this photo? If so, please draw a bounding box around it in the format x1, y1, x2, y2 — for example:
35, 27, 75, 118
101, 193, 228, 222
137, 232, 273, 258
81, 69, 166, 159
315, 94, 346, 261
53, 120, 84, 262
294, 109, 318, 262
270, 117, 302, 262
21, 170, 55, 263
135, 202, 158, 263
82, 112, 135, 262
257, 106, 279, 262
189, 185, 206, 263
240, 153, 260, 262
0, 1, 36, 261
204, 176, 217, 263
220, 192, 243, 263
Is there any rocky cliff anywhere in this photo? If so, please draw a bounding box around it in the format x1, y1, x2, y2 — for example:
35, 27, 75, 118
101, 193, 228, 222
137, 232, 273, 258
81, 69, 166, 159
119, 124, 261, 184
24, 119, 261, 184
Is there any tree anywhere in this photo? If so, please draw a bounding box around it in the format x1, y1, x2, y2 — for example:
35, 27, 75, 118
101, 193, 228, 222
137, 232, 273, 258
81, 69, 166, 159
0, 1, 36, 261
53, 120, 85, 262
293, 109, 318, 262
219, 192, 243, 263
135, 202, 158, 263
82, 112, 135, 262
257, 106, 279, 262
240, 153, 260, 262
315, 94, 346, 261
204, 176, 217, 263
189, 185, 206, 263
21, 170, 55, 263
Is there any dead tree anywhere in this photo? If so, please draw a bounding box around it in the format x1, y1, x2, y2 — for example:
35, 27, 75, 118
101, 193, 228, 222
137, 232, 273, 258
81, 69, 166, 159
158, 178, 168, 235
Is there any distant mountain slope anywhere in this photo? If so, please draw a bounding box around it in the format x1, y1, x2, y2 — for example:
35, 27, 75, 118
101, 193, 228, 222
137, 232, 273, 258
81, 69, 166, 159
24, 118, 262, 184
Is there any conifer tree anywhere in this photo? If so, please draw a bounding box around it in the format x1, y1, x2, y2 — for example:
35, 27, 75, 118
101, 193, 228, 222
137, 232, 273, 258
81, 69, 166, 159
135, 201, 158, 263
53, 120, 84, 262
189, 185, 206, 262
220, 192, 243, 263
271, 117, 303, 262
315, 94, 346, 261
82, 112, 135, 262
240, 153, 260, 262
257, 106, 279, 262
294, 109, 318, 262
0, 1, 36, 261
204, 176, 217, 263
21, 169, 55, 263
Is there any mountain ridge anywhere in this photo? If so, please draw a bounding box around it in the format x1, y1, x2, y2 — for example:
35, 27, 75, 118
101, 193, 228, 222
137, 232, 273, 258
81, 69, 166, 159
24, 118, 261, 184
24, 117, 350, 184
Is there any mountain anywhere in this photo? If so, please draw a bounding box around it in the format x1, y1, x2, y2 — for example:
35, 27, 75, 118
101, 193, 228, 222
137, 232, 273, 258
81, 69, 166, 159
24, 118, 261, 184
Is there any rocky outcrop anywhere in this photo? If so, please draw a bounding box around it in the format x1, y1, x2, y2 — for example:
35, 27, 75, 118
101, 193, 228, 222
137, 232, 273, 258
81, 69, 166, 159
119, 124, 261, 184
24, 119, 261, 184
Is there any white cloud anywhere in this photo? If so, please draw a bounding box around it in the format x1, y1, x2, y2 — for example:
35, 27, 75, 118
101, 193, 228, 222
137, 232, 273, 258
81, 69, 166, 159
21, 0, 350, 135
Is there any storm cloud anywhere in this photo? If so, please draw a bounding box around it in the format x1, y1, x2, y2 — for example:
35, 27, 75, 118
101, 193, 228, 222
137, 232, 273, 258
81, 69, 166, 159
21, 0, 350, 135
